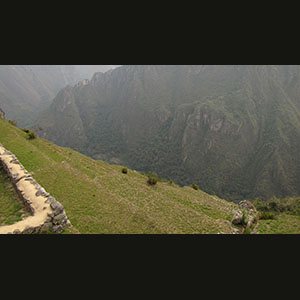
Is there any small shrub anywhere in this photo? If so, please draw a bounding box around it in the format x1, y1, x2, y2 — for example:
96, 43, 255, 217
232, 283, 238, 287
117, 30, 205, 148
243, 228, 252, 234
21, 128, 30, 133
122, 167, 128, 174
169, 179, 174, 185
191, 184, 199, 191
8, 120, 17, 127
147, 177, 158, 185
147, 173, 158, 185
26, 130, 36, 140
241, 210, 248, 227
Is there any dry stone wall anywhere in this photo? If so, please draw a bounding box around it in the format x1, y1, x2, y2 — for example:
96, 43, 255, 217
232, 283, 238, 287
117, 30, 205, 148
0, 144, 71, 234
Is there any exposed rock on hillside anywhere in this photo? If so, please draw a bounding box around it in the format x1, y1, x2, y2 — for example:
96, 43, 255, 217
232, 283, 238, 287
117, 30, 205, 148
0, 144, 71, 234
231, 200, 258, 233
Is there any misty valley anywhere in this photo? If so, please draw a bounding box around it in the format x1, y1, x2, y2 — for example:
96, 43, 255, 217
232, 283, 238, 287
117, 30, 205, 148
1, 65, 300, 234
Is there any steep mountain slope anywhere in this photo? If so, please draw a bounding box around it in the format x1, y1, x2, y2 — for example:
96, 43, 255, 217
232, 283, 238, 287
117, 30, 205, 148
0, 65, 78, 126
0, 65, 119, 127
34, 65, 300, 201
74, 65, 120, 80
0, 117, 242, 234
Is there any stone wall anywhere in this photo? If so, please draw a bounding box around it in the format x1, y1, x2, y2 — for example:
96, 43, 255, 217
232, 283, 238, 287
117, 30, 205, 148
0, 144, 71, 234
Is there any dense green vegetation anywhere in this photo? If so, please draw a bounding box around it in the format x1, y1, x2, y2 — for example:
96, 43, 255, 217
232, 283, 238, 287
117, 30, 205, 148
253, 197, 300, 216
250, 196, 300, 233
35, 65, 300, 202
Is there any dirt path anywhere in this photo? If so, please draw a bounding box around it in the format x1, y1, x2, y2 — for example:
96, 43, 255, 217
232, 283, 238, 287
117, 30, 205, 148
0, 145, 52, 234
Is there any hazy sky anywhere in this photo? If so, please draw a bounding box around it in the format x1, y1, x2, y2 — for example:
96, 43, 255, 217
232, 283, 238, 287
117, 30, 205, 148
74, 65, 121, 80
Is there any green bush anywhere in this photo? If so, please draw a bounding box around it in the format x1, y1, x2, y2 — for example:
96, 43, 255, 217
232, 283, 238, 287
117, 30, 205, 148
243, 228, 252, 234
241, 210, 248, 227
253, 197, 300, 216
191, 184, 199, 190
121, 167, 128, 174
21, 128, 30, 133
26, 130, 36, 140
147, 173, 158, 185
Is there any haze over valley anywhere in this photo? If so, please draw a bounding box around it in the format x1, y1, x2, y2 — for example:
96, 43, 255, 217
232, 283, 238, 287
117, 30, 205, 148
0, 65, 119, 127
1, 65, 300, 234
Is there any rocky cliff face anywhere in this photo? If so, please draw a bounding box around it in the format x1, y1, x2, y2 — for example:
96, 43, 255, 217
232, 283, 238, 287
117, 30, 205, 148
34, 65, 300, 201
37, 86, 87, 150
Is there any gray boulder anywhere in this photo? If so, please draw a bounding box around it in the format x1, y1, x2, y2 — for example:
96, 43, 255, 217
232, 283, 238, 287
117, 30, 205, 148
239, 200, 255, 211
232, 210, 243, 225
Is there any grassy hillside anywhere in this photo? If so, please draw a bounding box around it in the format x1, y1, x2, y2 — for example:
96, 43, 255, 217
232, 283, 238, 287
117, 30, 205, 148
0, 118, 241, 234
0, 169, 30, 225
2, 118, 300, 234
256, 214, 300, 234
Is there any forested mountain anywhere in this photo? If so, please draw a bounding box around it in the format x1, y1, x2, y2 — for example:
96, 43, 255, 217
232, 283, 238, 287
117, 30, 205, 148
34, 65, 300, 201
0, 65, 119, 127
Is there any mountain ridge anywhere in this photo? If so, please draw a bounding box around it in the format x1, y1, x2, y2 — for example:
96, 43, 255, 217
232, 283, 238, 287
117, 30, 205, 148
34, 65, 300, 201
0, 65, 119, 127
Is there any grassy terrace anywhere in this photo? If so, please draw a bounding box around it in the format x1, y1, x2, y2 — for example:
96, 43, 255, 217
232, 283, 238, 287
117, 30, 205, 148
0, 168, 30, 225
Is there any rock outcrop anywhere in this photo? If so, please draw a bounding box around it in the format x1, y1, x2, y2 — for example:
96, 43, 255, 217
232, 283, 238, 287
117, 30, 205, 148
231, 200, 259, 233
232, 210, 244, 225
0, 144, 71, 234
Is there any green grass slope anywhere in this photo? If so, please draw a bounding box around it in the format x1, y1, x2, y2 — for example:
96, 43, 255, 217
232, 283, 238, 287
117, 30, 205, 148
0, 118, 241, 234
2, 118, 300, 234
256, 214, 300, 234
0, 169, 30, 225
